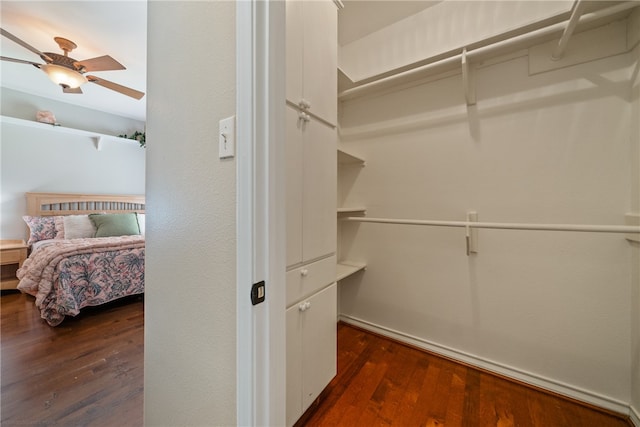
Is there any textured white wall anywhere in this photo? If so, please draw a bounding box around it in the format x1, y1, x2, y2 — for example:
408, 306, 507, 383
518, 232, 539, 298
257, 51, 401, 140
338, 44, 636, 409
630, 16, 640, 421
144, 1, 237, 425
0, 90, 145, 240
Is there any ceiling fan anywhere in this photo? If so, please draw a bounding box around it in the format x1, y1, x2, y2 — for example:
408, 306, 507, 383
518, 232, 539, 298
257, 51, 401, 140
0, 28, 145, 100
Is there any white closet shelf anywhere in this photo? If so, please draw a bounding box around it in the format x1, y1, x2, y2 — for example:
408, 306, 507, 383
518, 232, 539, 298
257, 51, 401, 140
1, 115, 140, 151
337, 1, 639, 103
338, 149, 365, 166
336, 261, 367, 281
338, 207, 366, 215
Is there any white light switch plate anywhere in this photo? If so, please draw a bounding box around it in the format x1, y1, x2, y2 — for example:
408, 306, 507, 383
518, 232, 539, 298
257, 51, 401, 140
219, 115, 235, 159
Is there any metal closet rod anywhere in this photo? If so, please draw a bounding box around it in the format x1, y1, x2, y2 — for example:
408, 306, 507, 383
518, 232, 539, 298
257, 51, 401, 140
342, 217, 640, 234
338, 1, 640, 100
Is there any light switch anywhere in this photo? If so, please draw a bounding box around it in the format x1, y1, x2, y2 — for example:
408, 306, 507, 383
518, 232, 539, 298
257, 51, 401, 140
219, 115, 235, 159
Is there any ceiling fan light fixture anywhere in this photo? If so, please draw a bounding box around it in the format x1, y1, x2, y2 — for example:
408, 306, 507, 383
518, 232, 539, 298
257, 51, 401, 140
41, 64, 87, 89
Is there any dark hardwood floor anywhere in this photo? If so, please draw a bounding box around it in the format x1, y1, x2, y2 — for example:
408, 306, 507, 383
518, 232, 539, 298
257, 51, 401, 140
300, 322, 632, 427
1, 291, 144, 427
2, 294, 633, 427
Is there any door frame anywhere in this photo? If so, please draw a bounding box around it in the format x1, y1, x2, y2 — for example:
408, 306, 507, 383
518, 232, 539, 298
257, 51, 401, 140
236, 1, 286, 425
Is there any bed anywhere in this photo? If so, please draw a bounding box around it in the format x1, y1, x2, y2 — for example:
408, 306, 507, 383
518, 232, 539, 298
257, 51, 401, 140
16, 192, 145, 326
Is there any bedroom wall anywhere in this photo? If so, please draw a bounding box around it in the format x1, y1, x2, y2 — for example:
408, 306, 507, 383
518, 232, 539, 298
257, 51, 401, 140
144, 1, 237, 426
1, 87, 144, 135
338, 22, 637, 414
0, 88, 145, 240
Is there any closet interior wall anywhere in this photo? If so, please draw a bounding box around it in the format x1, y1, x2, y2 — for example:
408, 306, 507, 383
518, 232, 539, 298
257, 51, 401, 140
630, 26, 639, 421
337, 8, 639, 418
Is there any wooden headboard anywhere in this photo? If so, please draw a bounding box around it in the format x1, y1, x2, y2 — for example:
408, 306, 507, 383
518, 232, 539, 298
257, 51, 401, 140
26, 192, 145, 217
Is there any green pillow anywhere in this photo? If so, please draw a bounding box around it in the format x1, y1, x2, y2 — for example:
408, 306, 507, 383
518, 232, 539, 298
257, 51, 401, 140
89, 213, 141, 237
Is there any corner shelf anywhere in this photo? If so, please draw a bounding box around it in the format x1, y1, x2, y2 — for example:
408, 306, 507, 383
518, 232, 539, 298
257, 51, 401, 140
0, 115, 140, 151
337, 150, 367, 282
338, 207, 366, 215
336, 261, 367, 281
338, 149, 365, 166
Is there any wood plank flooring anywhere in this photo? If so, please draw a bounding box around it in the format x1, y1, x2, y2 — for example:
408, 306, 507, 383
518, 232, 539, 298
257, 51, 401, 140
299, 322, 632, 427
1, 291, 144, 427
2, 294, 633, 426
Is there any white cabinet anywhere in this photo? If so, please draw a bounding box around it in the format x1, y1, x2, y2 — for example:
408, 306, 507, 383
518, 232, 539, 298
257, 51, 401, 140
285, 0, 337, 268
285, 105, 337, 267
285, 1, 339, 425
285, 0, 338, 125
286, 283, 337, 427
286, 255, 336, 308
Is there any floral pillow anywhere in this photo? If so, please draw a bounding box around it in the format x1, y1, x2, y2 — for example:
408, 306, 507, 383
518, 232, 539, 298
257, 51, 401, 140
22, 215, 64, 245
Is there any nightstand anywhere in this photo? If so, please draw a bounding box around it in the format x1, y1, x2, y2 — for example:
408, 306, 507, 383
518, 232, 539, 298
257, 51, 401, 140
1, 240, 28, 290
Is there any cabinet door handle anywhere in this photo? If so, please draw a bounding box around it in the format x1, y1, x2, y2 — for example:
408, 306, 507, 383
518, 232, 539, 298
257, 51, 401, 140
300, 268, 309, 277
298, 111, 310, 123
298, 99, 311, 110
298, 301, 311, 312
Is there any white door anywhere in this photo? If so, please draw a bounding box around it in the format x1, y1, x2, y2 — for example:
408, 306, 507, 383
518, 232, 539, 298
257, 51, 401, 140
301, 283, 338, 410
285, 0, 337, 125
286, 303, 303, 427
302, 118, 337, 262
302, 0, 337, 124
285, 105, 304, 267
285, 0, 303, 106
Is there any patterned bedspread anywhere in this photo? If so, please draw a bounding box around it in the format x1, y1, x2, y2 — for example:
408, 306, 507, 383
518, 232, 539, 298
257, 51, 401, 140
17, 235, 145, 326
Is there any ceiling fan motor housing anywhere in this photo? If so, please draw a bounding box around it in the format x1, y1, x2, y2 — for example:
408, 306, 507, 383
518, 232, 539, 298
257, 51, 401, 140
41, 52, 85, 73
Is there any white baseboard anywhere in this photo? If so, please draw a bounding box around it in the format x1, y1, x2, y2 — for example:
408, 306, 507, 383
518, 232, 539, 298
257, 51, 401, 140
630, 405, 640, 426
339, 314, 631, 418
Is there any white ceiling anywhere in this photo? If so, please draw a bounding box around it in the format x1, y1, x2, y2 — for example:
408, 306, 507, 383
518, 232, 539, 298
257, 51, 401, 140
1, 1, 438, 123
1, 1, 147, 122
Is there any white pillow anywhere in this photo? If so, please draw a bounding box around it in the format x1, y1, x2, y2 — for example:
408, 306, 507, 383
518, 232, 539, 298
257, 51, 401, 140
63, 215, 97, 239
136, 213, 145, 236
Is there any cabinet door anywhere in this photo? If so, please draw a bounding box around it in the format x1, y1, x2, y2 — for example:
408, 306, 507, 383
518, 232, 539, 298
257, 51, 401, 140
301, 283, 337, 411
302, 0, 337, 125
285, 0, 303, 105
285, 105, 304, 267
302, 118, 337, 263
286, 303, 303, 427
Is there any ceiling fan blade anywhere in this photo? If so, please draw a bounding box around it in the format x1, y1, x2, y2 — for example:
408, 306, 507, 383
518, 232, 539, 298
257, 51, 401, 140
1, 28, 53, 62
0, 55, 42, 67
86, 75, 145, 100
75, 55, 125, 72
63, 86, 83, 94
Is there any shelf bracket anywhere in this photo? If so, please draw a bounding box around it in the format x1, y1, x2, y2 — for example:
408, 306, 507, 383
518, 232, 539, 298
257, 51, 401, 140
461, 48, 476, 106
466, 211, 478, 255
551, 0, 585, 60
626, 213, 640, 243
92, 136, 103, 151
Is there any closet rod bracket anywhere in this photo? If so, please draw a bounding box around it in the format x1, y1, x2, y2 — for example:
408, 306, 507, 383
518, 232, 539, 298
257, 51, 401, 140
461, 48, 477, 106
552, 0, 585, 60
626, 213, 640, 243
466, 211, 478, 255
